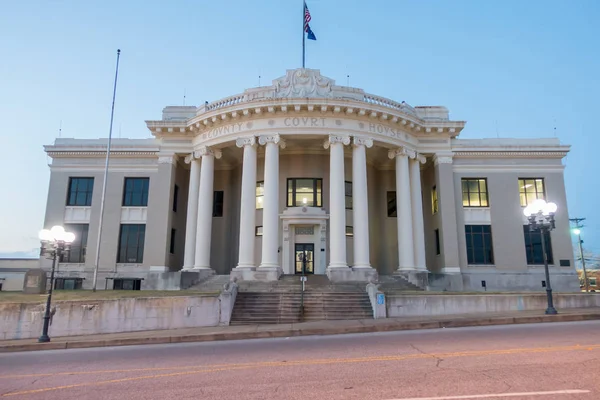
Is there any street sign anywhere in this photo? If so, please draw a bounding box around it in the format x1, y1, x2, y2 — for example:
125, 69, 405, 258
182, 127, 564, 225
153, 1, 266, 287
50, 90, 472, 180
300, 276, 307, 282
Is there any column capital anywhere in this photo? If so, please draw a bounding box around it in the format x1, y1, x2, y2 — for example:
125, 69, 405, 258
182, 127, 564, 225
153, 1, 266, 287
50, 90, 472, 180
433, 153, 453, 165
236, 136, 256, 148
388, 146, 416, 160
415, 153, 427, 164
258, 134, 286, 148
158, 154, 177, 165
324, 134, 351, 149
184, 153, 197, 164
195, 146, 222, 159
352, 136, 373, 148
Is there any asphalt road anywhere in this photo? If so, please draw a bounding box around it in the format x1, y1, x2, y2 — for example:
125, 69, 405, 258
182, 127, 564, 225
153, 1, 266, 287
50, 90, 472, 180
1, 321, 599, 400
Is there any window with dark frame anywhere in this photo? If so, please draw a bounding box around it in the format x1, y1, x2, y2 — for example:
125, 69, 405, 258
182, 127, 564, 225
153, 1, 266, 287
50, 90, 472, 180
170, 228, 176, 254
523, 225, 553, 265
432, 186, 438, 214
54, 278, 83, 290
67, 177, 94, 206
387, 191, 397, 217
117, 224, 146, 263
113, 279, 142, 290
173, 184, 179, 212
465, 225, 494, 265
286, 178, 323, 207
122, 178, 150, 207
255, 226, 263, 236
61, 224, 89, 263
461, 178, 489, 207
435, 229, 440, 255
256, 181, 264, 209
346, 226, 353, 237
345, 181, 353, 210
213, 191, 224, 217
519, 178, 545, 207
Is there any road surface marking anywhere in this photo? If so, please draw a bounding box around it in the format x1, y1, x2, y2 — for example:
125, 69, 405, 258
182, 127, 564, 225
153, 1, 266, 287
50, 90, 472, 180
1, 345, 599, 397
2, 342, 598, 380
386, 390, 591, 399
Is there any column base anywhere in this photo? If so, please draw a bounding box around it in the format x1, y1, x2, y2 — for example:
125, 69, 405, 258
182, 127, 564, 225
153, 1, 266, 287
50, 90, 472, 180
192, 266, 213, 270
394, 270, 428, 288
233, 266, 282, 281
327, 266, 378, 282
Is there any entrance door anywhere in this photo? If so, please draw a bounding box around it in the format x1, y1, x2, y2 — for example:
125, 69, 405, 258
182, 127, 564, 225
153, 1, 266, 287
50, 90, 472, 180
295, 243, 314, 275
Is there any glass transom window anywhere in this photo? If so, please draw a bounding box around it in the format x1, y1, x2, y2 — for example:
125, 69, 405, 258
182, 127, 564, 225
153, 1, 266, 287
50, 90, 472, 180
287, 178, 322, 207
519, 178, 545, 207
256, 181, 264, 209
462, 178, 489, 207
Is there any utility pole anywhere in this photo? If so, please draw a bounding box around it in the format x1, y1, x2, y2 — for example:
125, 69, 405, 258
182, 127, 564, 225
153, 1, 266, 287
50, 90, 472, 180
570, 217, 588, 292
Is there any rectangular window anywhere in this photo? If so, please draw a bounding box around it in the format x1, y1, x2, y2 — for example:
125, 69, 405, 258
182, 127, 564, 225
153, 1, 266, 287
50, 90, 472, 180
435, 229, 440, 255
54, 278, 83, 290
286, 178, 323, 207
213, 191, 224, 217
432, 186, 438, 214
67, 177, 94, 206
465, 225, 494, 265
117, 224, 146, 263
170, 228, 176, 254
61, 224, 89, 263
519, 178, 545, 207
255, 226, 263, 236
256, 181, 264, 209
590, 277, 597, 287
345, 181, 353, 210
523, 225, 553, 265
113, 279, 141, 290
461, 178, 489, 207
346, 226, 353, 237
387, 191, 397, 217
123, 178, 150, 206
173, 184, 179, 212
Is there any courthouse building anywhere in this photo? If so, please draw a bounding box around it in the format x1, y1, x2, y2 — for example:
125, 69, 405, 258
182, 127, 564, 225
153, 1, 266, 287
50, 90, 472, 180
40, 68, 579, 291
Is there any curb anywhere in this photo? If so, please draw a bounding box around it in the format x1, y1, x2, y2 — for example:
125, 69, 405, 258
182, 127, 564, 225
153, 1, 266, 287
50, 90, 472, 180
1, 312, 599, 353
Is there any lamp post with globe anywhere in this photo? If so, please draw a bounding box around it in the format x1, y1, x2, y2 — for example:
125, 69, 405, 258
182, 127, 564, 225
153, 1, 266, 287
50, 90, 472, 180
523, 199, 558, 315
38, 226, 75, 343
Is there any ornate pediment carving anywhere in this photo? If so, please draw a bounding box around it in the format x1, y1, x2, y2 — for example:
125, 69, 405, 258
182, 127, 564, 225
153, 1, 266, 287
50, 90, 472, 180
273, 69, 334, 99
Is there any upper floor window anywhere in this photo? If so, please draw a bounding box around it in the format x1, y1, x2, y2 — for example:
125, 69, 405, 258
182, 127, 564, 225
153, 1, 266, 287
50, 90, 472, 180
519, 178, 545, 207
287, 178, 323, 207
213, 191, 224, 217
256, 181, 264, 209
387, 191, 397, 217
462, 178, 489, 207
345, 181, 353, 210
431, 186, 438, 214
523, 225, 553, 265
123, 178, 149, 207
172, 184, 179, 212
67, 177, 94, 206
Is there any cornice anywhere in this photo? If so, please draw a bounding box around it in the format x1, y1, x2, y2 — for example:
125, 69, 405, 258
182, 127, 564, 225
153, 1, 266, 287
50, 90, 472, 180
46, 151, 158, 158
453, 151, 569, 158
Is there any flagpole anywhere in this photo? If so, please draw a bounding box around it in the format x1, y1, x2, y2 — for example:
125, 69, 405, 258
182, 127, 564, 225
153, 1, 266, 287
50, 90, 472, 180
302, 0, 306, 68
92, 49, 121, 292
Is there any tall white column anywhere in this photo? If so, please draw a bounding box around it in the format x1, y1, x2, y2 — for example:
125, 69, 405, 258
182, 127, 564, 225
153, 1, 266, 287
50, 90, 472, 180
194, 147, 222, 269
352, 137, 373, 269
410, 154, 427, 271
325, 134, 351, 269
183, 153, 201, 269
258, 135, 285, 270
389, 147, 415, 271
236, 137, 257, 269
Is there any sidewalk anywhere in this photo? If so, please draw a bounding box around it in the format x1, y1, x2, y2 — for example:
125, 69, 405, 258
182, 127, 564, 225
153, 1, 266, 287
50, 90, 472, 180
1, 308, 599, 353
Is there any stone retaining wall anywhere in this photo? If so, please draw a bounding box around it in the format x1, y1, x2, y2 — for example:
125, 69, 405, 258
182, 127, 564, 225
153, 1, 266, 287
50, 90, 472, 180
0, 295, 227, 340
387, 293, 600, 317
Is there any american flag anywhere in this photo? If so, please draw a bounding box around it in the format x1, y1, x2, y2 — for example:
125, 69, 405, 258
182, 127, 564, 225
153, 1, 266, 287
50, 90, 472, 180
304, 2, 311, 33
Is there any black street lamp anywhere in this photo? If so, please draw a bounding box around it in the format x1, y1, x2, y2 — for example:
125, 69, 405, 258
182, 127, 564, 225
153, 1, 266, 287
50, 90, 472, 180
38, 226, 75, 343
523, 199, 558, 315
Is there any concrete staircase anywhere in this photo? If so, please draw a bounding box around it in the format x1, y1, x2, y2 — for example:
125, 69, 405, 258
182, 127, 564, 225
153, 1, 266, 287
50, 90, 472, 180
229, 275, 373, 325
377, 275, 425, 293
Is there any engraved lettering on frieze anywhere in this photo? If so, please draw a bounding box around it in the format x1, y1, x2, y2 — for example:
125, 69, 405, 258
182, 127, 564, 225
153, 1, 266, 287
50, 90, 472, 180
366, 122, 402, 139
203, 122, 246, 140
283, 117, 326, 127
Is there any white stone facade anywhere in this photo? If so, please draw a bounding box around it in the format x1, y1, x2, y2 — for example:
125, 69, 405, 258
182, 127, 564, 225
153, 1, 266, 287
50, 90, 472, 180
39, 68, 579, 291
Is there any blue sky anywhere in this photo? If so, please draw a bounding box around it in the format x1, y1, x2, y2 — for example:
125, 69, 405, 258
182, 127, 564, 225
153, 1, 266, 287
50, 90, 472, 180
1, 0, 599, 258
